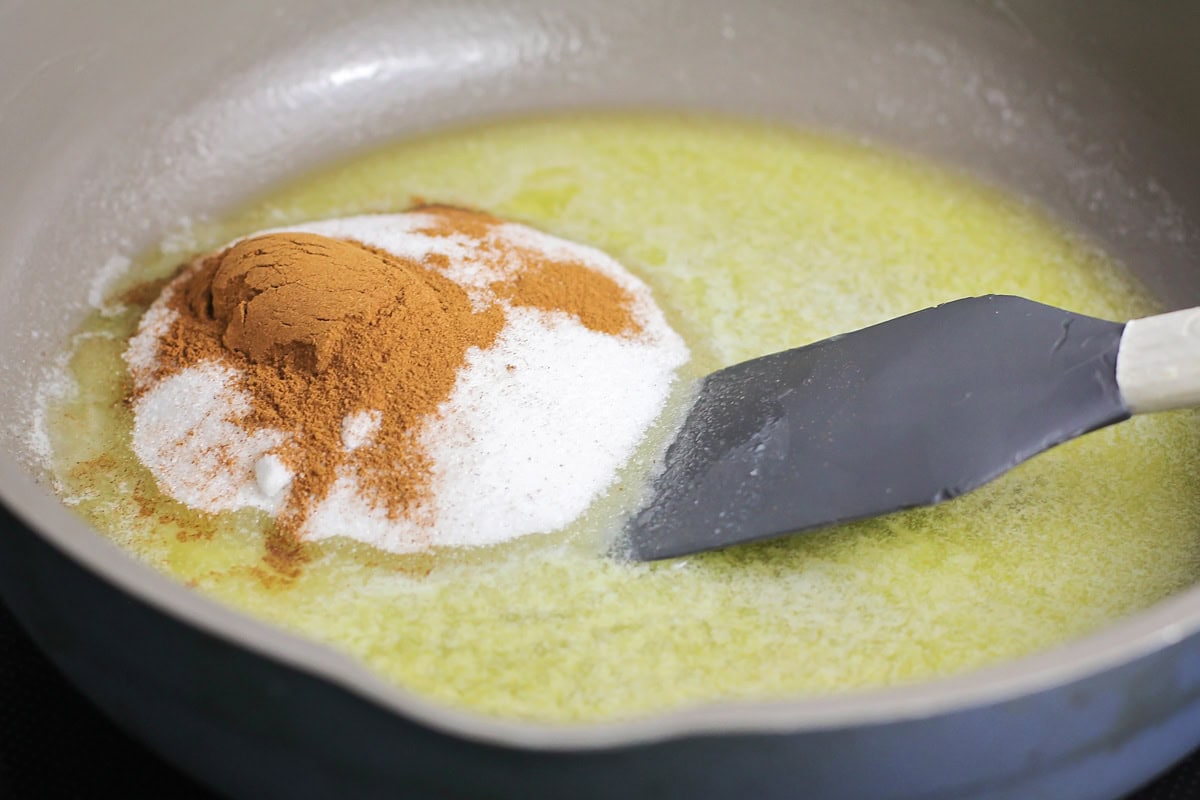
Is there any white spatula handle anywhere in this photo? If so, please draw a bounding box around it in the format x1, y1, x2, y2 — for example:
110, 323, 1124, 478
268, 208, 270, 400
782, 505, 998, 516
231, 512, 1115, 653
1116, 306, 1200, 414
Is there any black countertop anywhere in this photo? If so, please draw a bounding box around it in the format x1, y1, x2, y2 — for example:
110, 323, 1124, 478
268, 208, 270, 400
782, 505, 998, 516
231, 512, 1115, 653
2, 599, 1198, 800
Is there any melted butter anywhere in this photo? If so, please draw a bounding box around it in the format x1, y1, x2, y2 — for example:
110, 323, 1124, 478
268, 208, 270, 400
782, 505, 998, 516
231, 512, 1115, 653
45, 114, 1200, 722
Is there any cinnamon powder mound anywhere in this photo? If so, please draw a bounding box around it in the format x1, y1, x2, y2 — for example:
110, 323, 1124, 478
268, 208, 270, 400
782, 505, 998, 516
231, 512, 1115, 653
133, 206, 653, 552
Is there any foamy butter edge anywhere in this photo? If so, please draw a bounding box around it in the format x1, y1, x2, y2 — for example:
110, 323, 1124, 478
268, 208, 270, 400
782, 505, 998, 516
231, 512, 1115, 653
26, 252, 138, 476
126, 212, 690, 553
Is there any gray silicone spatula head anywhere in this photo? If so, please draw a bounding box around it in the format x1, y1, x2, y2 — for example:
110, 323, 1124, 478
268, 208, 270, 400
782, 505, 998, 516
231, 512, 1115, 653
623, 295, 1130, 561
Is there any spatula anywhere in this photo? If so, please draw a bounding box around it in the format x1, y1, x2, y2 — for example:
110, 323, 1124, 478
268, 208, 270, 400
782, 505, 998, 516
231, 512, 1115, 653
624, 295, 1200, 561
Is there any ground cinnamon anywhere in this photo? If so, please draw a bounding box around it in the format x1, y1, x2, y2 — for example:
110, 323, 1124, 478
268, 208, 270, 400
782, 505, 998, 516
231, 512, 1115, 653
413, 205, 640, 336
138, 205, 645, 569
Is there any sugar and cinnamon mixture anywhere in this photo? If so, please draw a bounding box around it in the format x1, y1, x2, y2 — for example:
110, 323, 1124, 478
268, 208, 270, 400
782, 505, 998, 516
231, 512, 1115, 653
125, 205, 689, 556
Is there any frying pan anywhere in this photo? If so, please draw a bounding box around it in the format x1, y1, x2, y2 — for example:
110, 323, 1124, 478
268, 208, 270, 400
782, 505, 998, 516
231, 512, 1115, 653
2, 1, 1199, 798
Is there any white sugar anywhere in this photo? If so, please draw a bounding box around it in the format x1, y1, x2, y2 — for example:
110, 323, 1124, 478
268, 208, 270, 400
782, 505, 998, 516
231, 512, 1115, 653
130, 360, 289, 513
418, 306, 685, 545
341, 409, 382, 452
128, 212, 689, 553
254, 453, 293, 499
87, 254, 132, 317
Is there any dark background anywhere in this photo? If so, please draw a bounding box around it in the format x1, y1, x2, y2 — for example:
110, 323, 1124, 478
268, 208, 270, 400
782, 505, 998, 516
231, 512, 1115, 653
1, 599, 1198, 800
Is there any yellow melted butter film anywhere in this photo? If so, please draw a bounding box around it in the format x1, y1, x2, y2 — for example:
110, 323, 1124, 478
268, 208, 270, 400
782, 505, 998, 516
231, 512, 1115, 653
48, 115, 1200, 722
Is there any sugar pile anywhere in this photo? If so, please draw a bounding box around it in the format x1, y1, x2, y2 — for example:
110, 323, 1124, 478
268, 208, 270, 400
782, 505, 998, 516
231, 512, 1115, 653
125, 211, 689, 553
